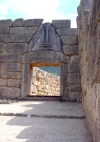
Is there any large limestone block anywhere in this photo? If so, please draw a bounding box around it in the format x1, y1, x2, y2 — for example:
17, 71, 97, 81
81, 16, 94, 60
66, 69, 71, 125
10, 27, 38, 34
0, 79, 7, 86
95, 23, 100, 75
1, 71, 21, 79
60, 63, 68, 98
0, 63, 22, 71
0, 87, 20, 98
21, 64, 31, 97
70, 56, 80, 63
6, 52, 20, 62
83, 11, 89, 36
0, 42, 6, 53
68, 73, 81, 84
57, 28, 78, 36
0, 63, 6, 70
63, 45, 79, 55
24, 19, 43, 27
0, 34, 3, 41
68, 85, 81, 92
6, 43, 27, 55
8, 79, 21, 87
0, 53, 20, 63
22, 51, 69, 64
0, 52, 20, 63
68, 64, 80, 73
13, 18, 24, 26
0, 27, 9, 34
61, 36, 78, 45
4, 33, 33, 43
0, 20, 13, 26
52, 20, 71, 28
68, 92, 81, 100
7, 63, 22, 71
0, 53, 6, 62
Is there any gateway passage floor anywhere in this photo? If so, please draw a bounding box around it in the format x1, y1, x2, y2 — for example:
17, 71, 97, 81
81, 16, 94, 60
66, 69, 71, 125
0, 101, 92, 142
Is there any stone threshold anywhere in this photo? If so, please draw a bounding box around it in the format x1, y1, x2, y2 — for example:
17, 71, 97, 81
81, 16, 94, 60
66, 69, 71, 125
23, 96, 60, 101
0, 112, 85, 119
0, 97, 82, 103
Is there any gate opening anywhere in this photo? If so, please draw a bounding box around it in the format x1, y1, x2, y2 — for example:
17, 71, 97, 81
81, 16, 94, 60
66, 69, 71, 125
30, 63, 60, 97
30, 64, 60, 97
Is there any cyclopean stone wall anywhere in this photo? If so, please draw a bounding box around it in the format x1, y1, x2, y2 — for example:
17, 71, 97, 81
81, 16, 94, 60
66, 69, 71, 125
77, 0, 100, 141
0, 18, 81, 101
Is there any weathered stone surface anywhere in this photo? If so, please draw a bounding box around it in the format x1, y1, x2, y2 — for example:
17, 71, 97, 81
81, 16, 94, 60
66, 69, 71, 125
13, 18, 24, 26
0, 20, 13, 26
68, 64, 80, 73
0, 79, 7, 86
0, 63, 22, 71
22, 51, 69, 64
21, 64, 31, 97
3, 34, 33, 43
57, 28, 78, 36
60, 63, 68, 98
10, 27, 38, 34
68, 85, 81, 92
6, 43, 27, 54
0, 42, 6, 52
60, 55, 69, 63
7, 63, 22, 71
61, 36, 78, 45
8, 79, 21, 87
52, 20, 71, 28
0, 63, 5, 70
0, 87, 20, 98
68, 73, 81, 84
63, 45, 79, 55
78, 1, 100, 141
24, 19, 43, 27
68, 92, 81, 100
0, 53, 6, 62
70, 56, 80, 63
1, 71, 21, 79
0, 34, 3, 42
0, 27, 9, 34
0, 52, 20, 63
6, 52, 20, 63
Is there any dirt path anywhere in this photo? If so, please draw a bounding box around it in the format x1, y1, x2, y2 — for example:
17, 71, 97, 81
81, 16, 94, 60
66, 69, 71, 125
0, 101, 92, 142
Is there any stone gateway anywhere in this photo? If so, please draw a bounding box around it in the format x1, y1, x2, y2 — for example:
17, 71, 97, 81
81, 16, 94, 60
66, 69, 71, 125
0, 0, 100, 141
0, 19, 80, 101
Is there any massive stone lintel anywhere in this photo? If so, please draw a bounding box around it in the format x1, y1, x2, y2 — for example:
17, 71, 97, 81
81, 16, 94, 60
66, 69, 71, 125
29, 23, 62, 52
21, 51, 69, 64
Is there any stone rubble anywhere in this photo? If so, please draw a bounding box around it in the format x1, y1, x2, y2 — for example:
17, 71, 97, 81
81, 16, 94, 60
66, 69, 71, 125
31, 67, 60, 96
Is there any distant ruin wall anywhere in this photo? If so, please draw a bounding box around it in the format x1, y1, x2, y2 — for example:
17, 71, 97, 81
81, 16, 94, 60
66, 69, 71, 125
31, 67, 60, 96
0, 19, 81, 100
77, 0, 100, 141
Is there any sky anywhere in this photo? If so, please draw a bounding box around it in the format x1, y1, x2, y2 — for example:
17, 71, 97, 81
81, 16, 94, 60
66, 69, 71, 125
0, 0, 80, 28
